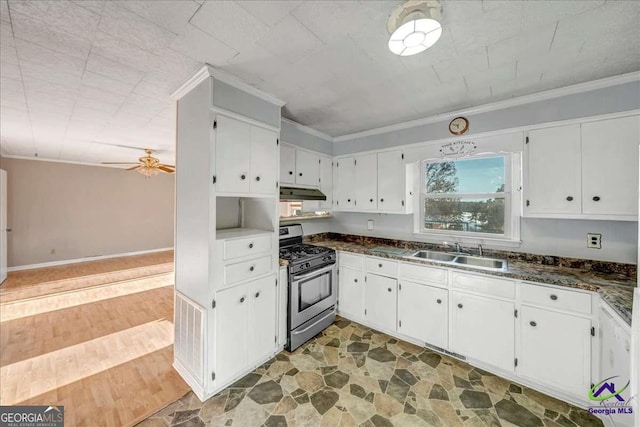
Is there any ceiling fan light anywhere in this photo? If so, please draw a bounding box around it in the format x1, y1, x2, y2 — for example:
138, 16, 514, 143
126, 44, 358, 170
387, 1, 443, 56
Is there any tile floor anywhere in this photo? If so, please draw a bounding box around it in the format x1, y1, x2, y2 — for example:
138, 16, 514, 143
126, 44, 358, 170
140, 318, 603, 427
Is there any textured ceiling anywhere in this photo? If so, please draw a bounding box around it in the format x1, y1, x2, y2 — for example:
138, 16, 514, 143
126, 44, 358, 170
0, 0, 639, 165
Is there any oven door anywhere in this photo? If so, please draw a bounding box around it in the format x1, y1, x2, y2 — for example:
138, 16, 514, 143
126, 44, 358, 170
290, 263, 336, 330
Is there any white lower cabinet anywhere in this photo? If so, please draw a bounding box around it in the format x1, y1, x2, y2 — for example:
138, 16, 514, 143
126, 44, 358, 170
338, 266, 364, 321
519, 305, 591, 398
398, 280, 448, 348
450, 291, 515, 373
215, 274, 276, 387
364, 273, 397, 332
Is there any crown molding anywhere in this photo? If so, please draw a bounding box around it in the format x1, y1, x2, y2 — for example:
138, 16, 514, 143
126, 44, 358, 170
281, 117, 333, 142
333, 71, 640, 142
171, 64, 286, 107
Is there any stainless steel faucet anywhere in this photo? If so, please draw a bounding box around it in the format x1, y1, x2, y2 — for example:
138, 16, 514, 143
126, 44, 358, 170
454, 243, 462, 253
478, 244, 484, 257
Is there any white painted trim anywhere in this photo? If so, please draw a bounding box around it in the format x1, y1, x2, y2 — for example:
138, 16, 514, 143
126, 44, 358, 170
334, 71, 640, 142
172, 65, 286, 107
7, 247, 173, 272
281, 117, 333, 142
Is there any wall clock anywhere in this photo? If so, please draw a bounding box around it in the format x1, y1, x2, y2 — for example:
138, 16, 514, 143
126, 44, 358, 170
449, 116, 469, 135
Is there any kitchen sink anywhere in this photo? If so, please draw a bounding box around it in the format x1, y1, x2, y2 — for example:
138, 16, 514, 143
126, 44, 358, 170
409, 250, 457, 262
405, 251, 507, 272
453, 255, 508, 271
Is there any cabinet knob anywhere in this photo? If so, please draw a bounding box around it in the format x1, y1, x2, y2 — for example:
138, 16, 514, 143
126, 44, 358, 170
387, 288, 392, 292
566, 196, 573, 201
241, 174, 246, 180
249, 243, 254, 249
458, 303, 463, 309
240, 297, 245, 303
378, 263, 383, 268
299, 172, 303, 176
289, 171, 293, 175
593, 196, 600, 202
255, 176, 261, 182
380, 198, 384, 202
530, 321, 537, 327
354, 278, 358, 283
347, 199, 351, 202
250, 266, 255, 272
370, 198, 373, 202
550, 294, 558, 301
255, 292, 260, 298
437, 299, 442, 304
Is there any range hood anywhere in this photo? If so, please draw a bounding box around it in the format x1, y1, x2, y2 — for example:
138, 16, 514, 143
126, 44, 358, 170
280, 186, 327, 201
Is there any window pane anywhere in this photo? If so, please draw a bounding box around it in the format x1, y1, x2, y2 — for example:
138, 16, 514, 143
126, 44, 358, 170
424, 197, 505, 234
425, 157, 505, 194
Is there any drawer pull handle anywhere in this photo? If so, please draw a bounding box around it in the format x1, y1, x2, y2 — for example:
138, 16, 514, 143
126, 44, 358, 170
436, 299, 442, 304
457, 303, 463, 309
250, 266, 255, 272
378, 263, 383, 268
530, 321, 537, 327
240, 297, 245, 303
249, 243, 254, 249
550, 294, 558, 301
387, 288, 392, 292
255, 292, 260, 298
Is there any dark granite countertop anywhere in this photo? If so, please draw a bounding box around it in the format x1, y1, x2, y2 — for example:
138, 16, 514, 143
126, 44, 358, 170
304, 233, 637, 326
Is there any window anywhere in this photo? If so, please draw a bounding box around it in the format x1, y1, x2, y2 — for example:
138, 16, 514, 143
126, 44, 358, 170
419, 155, 519, 241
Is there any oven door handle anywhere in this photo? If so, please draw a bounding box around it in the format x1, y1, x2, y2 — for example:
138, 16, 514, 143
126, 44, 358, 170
291, 307, 337, 335
292, 264, 335, 281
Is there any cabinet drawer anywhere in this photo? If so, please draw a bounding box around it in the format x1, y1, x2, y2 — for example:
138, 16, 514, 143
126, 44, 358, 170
364, 256, 398, 277
224, 255, 273, 286
224, 235, 271, 261
451, 272, 515, 300
339, 252, 363, 269
399, 262, 447, 288
521, 283, 591, 315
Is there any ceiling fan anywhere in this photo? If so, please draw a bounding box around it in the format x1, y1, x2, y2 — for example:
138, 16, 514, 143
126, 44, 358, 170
102, 149, 175, 177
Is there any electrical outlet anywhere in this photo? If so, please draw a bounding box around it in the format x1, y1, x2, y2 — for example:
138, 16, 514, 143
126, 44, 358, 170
367, 219, 374, 231
587, 233, 602, 249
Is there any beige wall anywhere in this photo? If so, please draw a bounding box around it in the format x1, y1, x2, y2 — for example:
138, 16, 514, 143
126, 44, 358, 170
0, 157, 175, 267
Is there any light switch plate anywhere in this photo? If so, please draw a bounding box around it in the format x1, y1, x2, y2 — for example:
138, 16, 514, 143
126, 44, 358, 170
587, 233, 602, 249
367, 219, 374, 231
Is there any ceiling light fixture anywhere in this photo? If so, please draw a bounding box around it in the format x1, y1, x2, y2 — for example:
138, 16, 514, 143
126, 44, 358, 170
387, 0, 443, 56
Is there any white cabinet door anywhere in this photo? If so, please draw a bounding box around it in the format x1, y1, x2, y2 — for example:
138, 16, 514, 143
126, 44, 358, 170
450, 291, 515, 372
581, 115, 640, 216
295, 149, 320, 187
250, 274, 277, 365
336, 157, 356, 210
319, 155, 333, 210
280, 144, 296, 185
250, 125, 278, 194
398, 280, 447, 348
377, 151, 404, 212
215, 283, 249, 385
355, 153, 378, 211
216, 115, 251, 193
338, 266, 363, 321
520, 306, 591, 398
364, 273, 397, 332
526, 125, 581, 215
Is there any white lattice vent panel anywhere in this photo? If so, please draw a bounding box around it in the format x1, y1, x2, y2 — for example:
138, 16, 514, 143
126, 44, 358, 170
175, 293, 205, 385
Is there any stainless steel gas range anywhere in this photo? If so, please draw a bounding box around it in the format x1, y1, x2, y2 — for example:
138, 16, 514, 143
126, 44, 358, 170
279, 224, 336, 352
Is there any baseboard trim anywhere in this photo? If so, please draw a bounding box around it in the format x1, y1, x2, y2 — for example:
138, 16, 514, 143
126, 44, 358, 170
7, 247, 174, 272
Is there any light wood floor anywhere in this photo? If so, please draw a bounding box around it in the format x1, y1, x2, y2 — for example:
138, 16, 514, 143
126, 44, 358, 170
0, 251, 189, 427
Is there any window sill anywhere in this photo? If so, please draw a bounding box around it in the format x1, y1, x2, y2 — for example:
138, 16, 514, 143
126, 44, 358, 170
280, 214, 332, 223
412, 231, 522, 248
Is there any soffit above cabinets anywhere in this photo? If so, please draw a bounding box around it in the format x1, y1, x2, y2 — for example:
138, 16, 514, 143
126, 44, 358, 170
0, 0, 638, 164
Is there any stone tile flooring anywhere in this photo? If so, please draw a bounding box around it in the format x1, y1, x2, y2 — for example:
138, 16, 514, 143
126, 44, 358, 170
139, 318, 603, 427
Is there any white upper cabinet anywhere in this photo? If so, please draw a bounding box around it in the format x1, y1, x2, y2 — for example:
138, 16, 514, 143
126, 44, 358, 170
215, 115, 277, 195
525, 124, 582, 215
280, 144, 296, 185
355, 153, 378, 211
319, 155, 333, 210
377, 150, 406, 212
525, 114, 639, 220
336, 157, 357, 210
581, 115, 640, 216
295, 149, 320, 187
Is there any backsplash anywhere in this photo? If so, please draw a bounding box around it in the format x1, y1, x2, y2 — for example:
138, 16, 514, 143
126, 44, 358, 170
305, 232, 638, 281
